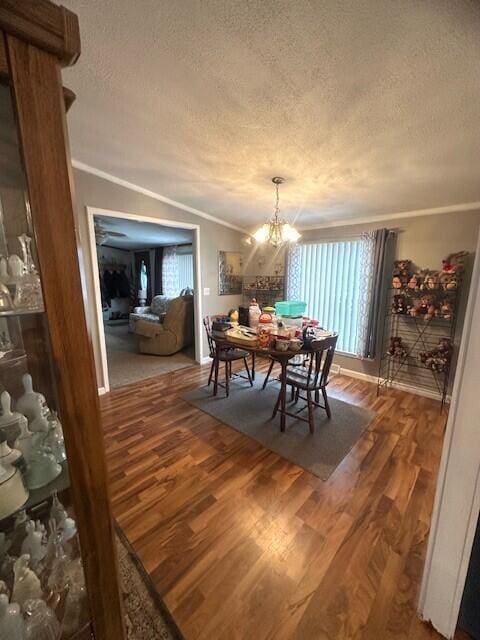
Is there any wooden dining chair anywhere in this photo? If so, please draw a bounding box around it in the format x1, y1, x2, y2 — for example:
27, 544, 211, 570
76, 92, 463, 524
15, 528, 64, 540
273, 334, 338, 433
203, 316, 253, 397
262, 353, 309, 389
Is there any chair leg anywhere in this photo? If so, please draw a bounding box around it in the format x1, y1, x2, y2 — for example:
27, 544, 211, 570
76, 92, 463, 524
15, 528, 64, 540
322, 387, 331, 419
213, 356, 219, 396
295, 388, 300, 404
225, 361, 230, 397
251, 352, 256, 381
315, 389, 320, 403
262, 360, 274, 390
290, 384, 295, 401
208, 359, 215, 386
244, 358, 253, 386
272, 389, 281, 418
307, 390, 315, 434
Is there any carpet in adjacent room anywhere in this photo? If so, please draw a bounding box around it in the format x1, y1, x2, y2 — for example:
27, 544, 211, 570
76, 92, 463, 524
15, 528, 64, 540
105, 323, 195, 389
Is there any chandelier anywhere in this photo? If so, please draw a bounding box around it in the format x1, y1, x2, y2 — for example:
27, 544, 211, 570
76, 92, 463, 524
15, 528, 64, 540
252, 177, 301, 247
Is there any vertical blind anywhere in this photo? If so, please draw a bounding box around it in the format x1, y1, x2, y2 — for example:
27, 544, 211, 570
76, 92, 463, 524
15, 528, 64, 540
177, 253, 194, 292
293, 240, 363, 354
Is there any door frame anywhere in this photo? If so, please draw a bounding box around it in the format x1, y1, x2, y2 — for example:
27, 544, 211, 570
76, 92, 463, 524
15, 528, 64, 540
86, 206, 203, 393
418, 230, 480, 637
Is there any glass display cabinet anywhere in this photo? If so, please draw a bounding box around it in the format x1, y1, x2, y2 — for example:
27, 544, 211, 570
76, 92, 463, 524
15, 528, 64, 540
0, 2, 124, 638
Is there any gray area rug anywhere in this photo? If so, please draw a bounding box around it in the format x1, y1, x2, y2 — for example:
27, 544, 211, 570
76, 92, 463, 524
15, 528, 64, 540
105, 324, 195, 389
182, 375, 374, 480
116, 526, 183, 639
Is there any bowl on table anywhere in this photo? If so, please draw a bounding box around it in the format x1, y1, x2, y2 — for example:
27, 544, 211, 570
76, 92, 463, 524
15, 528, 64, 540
274, 337, 290, 352
289, 338, 303, 352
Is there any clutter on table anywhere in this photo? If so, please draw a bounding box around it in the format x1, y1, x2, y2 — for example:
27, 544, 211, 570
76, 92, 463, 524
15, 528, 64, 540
215, 299, 335, 352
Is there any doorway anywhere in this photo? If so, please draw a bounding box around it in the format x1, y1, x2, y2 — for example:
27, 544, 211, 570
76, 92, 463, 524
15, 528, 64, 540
86, 207, 203, 391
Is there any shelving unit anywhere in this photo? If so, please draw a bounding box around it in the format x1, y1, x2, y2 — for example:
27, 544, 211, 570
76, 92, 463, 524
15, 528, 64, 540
243, 275, 285, 306
378, 287, 459, 409
0, 3, 124, 638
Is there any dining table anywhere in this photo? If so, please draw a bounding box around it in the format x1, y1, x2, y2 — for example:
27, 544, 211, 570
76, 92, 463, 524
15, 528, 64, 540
211, 333, 315, 432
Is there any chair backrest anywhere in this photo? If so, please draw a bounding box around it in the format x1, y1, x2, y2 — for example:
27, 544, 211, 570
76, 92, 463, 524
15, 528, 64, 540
164, 296, 194, 342
203, 315, 231, 357
305, 334, 338, 389
203, 316, 216, 357
151, 295, 171, 316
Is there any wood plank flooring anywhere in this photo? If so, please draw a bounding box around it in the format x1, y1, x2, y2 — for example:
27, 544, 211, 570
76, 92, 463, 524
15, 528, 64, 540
101, 360, 449, 640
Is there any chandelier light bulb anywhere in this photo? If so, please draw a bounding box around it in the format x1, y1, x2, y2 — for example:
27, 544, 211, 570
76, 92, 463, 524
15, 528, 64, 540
252, 225, 269, 243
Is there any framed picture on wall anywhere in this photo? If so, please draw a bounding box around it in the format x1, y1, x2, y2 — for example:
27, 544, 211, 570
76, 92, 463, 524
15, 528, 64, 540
218, 250, 243, 295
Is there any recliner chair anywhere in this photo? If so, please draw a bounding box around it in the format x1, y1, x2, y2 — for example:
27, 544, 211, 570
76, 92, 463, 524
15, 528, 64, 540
134, 295, 194, 356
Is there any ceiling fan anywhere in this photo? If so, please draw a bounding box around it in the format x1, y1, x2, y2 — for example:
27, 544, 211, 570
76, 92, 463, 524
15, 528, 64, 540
94, 221, 127, 245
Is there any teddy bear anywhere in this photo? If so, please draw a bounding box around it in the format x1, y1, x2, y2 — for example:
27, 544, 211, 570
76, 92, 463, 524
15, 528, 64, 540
407, 273, 421, 291
436, 299, 454, 320
421, 270, 440, 291
419, 338, 452, 372
409, 294, 436, 320
440, 272, 459, 291
387, 336, 407, 359
392, 259, 411, 289
392, 294, 407, 314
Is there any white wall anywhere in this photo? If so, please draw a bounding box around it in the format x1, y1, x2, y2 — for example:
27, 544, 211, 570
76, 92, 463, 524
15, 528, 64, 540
419, 231, 480, 638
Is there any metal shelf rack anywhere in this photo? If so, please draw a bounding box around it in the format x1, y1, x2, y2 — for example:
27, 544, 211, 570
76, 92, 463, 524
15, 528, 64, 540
377, 286, 459, 410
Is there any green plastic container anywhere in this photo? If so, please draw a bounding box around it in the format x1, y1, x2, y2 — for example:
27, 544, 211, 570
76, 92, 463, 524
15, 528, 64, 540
275, 301, 307, 317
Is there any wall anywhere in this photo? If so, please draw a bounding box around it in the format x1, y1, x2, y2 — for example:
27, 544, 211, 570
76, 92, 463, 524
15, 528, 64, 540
72, 169, 244, 389
418, 234, 480, 637
245, 210, 480, 379
243, 243, 287, 277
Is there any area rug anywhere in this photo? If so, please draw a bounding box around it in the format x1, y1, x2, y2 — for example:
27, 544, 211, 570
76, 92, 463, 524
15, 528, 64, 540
181, 375, 375, 480
116, 526, 184, 640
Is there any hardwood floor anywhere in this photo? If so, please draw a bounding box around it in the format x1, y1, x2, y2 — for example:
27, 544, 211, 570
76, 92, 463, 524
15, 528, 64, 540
101, 359, 449, 640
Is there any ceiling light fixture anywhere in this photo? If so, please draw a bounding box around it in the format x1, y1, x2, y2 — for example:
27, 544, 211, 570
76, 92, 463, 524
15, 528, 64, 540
252, 177, 301, 247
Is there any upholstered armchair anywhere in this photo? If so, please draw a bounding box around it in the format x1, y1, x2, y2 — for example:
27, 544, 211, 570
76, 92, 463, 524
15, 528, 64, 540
134, 295, 194, 355
128, 294, 172, 332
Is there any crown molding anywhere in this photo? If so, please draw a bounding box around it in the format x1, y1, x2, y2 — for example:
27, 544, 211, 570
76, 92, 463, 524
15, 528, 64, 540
297, 201, 480, 231
71, 159, 247, 233
71, 160, 480, 234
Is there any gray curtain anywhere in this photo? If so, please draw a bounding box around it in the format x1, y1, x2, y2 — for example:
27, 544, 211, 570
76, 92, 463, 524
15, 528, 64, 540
363, 228, 392, 359
154, 247, 163, 295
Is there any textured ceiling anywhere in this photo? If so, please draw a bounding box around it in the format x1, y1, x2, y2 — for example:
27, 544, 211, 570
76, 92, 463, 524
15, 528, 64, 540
63, 0, 480, 229
94, 215, 193, 250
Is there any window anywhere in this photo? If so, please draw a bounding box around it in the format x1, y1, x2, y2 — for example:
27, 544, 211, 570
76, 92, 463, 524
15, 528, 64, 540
286, 240, 364, 354
177, 252, 194, 292
162, 246, 194, 297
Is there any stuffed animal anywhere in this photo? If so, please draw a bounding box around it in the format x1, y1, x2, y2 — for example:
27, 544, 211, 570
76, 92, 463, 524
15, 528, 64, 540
409, 294, 436, 320
387, 336, 407, 359
392, 259, 411, 289
407, 273, 421, 291
419, 338, 452, 372
442, 251, 468, 274
436, 299, 454, 320
392, 295, 407, 314
440, 272, 459, 291
407, 298, 422, 317
422, 270, 440, 291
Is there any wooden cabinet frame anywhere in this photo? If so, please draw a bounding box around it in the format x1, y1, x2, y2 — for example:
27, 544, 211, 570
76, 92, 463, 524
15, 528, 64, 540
0, 2, 125, 638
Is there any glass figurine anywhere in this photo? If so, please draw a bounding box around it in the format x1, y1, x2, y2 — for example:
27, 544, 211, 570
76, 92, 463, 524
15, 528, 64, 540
11, 554, 42, 606
23, 598, 60, 640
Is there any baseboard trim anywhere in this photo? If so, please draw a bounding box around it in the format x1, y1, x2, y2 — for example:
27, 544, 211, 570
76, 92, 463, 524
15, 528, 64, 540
98, 386, 107, 396
200, 356, 212, 365
339, 366, 450, 403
